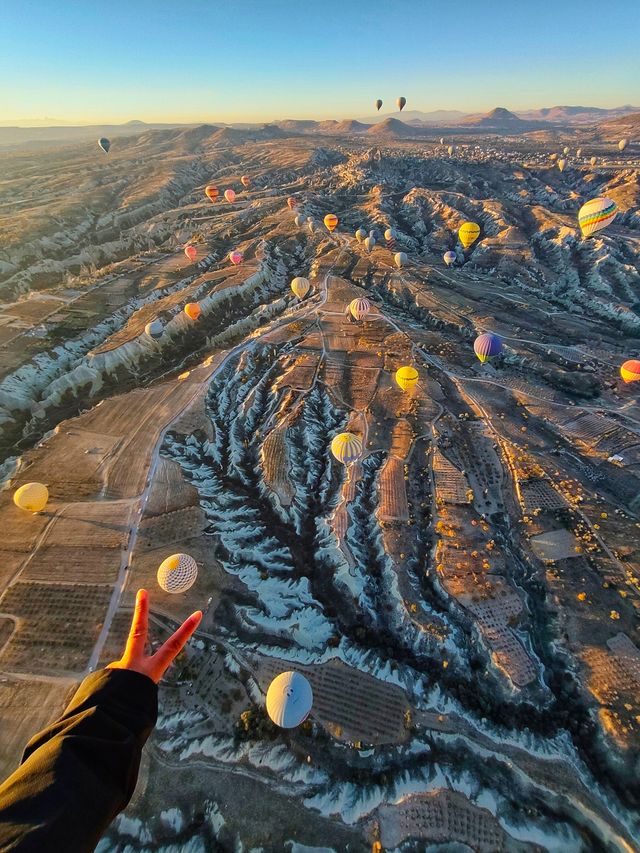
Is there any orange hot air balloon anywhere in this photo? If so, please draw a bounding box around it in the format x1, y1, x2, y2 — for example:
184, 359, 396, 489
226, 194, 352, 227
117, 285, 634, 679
620, 360, 640, 383
184, 302, 201, 321
224, 188, 236, 203
240, 175, 250, 188
184, 245, 197, 261
324, 213, 339, 233
205, 185, 219, 202
287, 197, 298, 210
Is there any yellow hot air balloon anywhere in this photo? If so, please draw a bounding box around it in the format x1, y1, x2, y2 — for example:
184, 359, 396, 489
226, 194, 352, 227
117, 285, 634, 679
620, 360, 640, 383
13, 482, 49, 513
330, 433, 362, 464
458, 222, 480, 249
291, 277, 310, 299
557, 158, 567, 172
395, 366, 419, 391
324, 213, 338, 232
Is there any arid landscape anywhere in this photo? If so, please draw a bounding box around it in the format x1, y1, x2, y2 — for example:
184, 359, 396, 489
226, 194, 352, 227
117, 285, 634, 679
1, 108, 639, 851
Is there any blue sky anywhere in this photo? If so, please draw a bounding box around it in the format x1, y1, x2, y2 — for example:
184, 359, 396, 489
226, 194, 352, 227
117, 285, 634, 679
2, 0, 639, 124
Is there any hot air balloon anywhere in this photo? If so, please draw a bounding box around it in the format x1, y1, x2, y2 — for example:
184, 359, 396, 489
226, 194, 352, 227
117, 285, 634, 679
294, 214, 305, 227
397, 96, 407, 111
549, 153, 558, 162
349, 297, 371, 321
384, 228, 396, 242
157, 553, 198, 594
447, 145, 455, 156
369, 228, 381, 242
395, 366, 419, 391
590, 156, 597, 166
324, 213, 338, 232
291, 277, 310, 299
266, 671, 313, 728
184, 245, 197, 261
224, 188, 236, 203
619, 138, 628, 152
620, 360, 640, 383
443, 251, 457, 267
308, 219, 316, 233
240, 175, 251, 188
576, 148, 582, 157
563, 146, 570, 155
440, 137, 445, 145
355, 228, 367, 243
375, 99, 383, 112
229, 250, 243, 265
394, 251, 407, 268
98, 137, 110, 154
474, 332, 503, 363
145, 319, 164, 340
364, 236, 375, 253
205, 185, 219, 202
287, 197, 298, 210
13, 482, 48, 513
330, 432, 363, 464
578, 197, 617, 238
557, 159, 566, 172
184, 302, 201, 321
458, 222, 480, 249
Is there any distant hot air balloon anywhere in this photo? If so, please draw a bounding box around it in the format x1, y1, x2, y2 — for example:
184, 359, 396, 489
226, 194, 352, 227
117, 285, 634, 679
184, 245, 197, 261
619, 138, 628, 152
240, 175, 251, 188
578, 197, 617, 238
157, 553, 198, 594
291, 277, 310, 299
384, 228, 396, 242
287, 197, 298, 210
458, 222, 480, 249
266, 671, 313, 728
224, 188, 236, 203
395, 365, 419, 391
375, 99, 383, 112
474, 332, 503, 363
307, 219, 316, 233
184, 302, 201, 321
324, 213, 338, 232
369, 228, 381, 242
576, 148, 582, 157
590, 156, 597, 166
563, 146, 570, 155
98, 137, 110, 154
13, 482, 49, 513
330, 432, 363, 464
349, 297, 371, 321
294, 214, 305, 227
364, 236, 375, 253
397, 96, 407, 112
229, 250, 243, 265
440, 137, 445, 145
205, 185, 219, 202
620, 360, 640, 383
549, 153, 558, 162
443, 250, 457, 267
355, 227, 367, 243
394, 251, 407, 268
557, 158, 566, 172
447, 145, 455, 156
145, 319, 164, 340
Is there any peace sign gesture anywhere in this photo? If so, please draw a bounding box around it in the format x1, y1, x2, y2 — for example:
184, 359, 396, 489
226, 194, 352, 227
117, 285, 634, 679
108, 589, 202, 684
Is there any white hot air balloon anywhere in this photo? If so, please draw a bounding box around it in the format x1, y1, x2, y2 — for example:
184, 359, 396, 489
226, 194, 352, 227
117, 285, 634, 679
266, 671, 313, 728
364, 236, 375, 253
394, 251, 407, 268
145, 319, 164, 340
443, 250, 457, 267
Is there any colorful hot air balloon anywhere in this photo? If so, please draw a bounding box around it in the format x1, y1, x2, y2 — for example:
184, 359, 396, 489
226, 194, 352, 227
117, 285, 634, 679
563, 146, 570, 155
145, 319, 164, 340
349, 297, 371, 321
397, 96, 407, 111
590, 156, 597, 167
458, 222, 480, 249
224, 188, 236, 203
375, 99, 383, 112
287, 197, 298, 210
474, 332, 503, 363
447, 145, 455, 156
355, 228, 367, 242
557, 159, 566, 172
240, 175, 251, 188
324, 213, 338, 233
395, 366, 419, 391
619, 138, 628, 152
157, 553, 198, 594
184, 302, 201, 321
394, 251, 407, 268
13, 482, 49, 513
266, 671, 313, 728
330, 432, 363, 464
443, 251, 457, 267
578, 197, 618, 238
184, 245, 197, 261
229, 250, 243, 265
98, 137, 110, 154
291, 277, 310, 299
364, 236, 375, 253
205, 185, 219, 202
620, 360, 640, 383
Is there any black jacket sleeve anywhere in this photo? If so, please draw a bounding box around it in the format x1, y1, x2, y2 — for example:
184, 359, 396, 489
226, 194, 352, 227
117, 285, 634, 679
0, 668, 158, 853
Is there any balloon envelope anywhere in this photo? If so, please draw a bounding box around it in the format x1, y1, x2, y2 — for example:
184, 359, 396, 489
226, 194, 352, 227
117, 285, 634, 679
287, 197, 298, 210
394, 251, 407, 268
13, 482, 48, 513
590, 156, 597, 166
294, 214, 305, 227
396, 366, 419, 391
240, 175, 251, 187
291, 276, 310, 299
447, 146, 454, 156
440, 137, 445, 145
397, 96, 406, 111
563, 146, 570, 155
157, 553, 198, 594
619, 138, 628, 152
549, 153, 558, 162
307, 220, 316, 233
620, 360, 640, 383
355, 228, 366, 242
578, 197, 617, 238
364, 236, 375, 252
145, 319, 164, 340
184, 302, 201, 321
324, 213, 338, 232
576, 148, 582, 156
474, 332, 502, 363
224, 189, 236, 203
557, 159, 566, 172
349, 297, 371, 321
205, 185, 219, 202
443, 251, 457, 266
229, 251, 243, 265
384, 228, 395, 241
98, 137, 110, 154
266, 671, 313, 728
184, 245, 197, 261
375, 99, 383, 111
331, 432, 363, 464
458, 222, 480, 249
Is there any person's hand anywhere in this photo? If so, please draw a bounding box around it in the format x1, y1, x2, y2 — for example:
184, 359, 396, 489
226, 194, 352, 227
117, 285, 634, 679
107, 589, 202, 684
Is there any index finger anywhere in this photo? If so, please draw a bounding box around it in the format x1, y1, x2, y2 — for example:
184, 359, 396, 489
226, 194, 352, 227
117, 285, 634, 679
125, 589, 149, 658
150, 611, 202, 678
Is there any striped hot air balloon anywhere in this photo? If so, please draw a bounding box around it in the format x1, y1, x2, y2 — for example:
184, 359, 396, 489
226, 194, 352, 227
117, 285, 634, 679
287, 197, 298, 210
459, 222, 480, 249
474, 332, 503, 363
349, 297, 371, 321
291, 277, 310, 299
324, 213, 339, 232
620, 360, 640, 383
395, 366, 419, 391
578, 197, 617, 238
330, 432, 363, 464
205, 185, 219, 202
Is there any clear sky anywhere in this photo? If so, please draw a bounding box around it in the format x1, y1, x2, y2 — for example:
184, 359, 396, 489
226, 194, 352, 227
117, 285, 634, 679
2, 0, 639, 125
